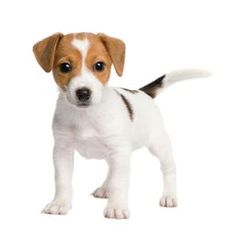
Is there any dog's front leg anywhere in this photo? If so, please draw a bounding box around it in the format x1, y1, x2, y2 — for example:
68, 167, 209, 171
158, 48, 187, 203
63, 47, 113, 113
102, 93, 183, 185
42, 143, 74, 215
104, 154, 130, 219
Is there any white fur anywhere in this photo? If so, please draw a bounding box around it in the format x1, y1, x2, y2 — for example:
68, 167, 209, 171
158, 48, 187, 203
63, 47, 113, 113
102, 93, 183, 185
41, 66, 208, 217
157, 69, 210, 95
72, 37, 89, 59
43, 87, 177, 217
67, 37, 104, 106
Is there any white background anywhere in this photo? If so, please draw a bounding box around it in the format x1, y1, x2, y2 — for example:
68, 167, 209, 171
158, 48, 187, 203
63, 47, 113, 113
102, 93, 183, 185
0, 0, 235, 235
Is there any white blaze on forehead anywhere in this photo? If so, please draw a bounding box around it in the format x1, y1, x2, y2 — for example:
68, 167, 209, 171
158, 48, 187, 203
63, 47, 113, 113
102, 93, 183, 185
67, 37, 103, 106
72, 37, 90, 65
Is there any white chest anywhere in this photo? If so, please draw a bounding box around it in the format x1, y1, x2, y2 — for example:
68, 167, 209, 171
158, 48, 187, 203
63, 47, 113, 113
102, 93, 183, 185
53, 92, 133, 159
73, 125, 110, 159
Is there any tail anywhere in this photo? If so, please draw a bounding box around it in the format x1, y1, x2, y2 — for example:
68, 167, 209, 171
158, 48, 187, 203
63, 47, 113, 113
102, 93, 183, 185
139, 69, 211, 98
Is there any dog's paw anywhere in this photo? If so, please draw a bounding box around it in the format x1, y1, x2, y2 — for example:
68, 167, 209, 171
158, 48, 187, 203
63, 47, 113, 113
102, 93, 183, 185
92, 187, 108, 198
92, 187, 108, 199
41, 200, 71, 215
159, 195, 177, 208
104, 207, 130, 219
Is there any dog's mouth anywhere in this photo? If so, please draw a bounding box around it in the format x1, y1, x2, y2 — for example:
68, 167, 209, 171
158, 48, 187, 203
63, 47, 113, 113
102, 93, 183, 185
76, 102, 91, 108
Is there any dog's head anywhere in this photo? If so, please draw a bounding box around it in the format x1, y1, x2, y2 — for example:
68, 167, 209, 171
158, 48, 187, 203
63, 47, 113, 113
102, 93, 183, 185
33, 33, 125, 107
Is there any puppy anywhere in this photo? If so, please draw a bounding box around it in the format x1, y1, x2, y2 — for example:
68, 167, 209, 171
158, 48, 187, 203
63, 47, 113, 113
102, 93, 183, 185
33, 32, 209, 219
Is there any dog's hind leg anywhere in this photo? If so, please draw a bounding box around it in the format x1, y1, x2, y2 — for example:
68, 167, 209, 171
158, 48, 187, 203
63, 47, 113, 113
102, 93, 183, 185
92, 168, 111, 199
148, 133, 177, 207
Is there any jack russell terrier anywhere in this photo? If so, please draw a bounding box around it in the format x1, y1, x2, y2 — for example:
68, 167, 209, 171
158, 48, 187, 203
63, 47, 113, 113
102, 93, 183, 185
33, 32, 209, 219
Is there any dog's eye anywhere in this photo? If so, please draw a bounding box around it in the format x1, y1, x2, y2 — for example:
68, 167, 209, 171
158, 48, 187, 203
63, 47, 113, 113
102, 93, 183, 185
93, 61, 105, 72
59, 63, 72, 73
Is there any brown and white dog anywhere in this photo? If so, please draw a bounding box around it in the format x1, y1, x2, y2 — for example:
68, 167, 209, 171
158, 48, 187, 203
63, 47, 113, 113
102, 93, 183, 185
33, 32, 209, 219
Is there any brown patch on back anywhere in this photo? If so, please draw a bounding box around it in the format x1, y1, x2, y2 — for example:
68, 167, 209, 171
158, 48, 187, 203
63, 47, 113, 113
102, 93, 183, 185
119, 94, 134, 121
139, 74, 166, 98
121, 88, 139, 94
115, 90, 134, 121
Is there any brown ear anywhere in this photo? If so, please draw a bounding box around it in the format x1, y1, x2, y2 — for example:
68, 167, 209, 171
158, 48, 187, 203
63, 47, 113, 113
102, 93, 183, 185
98, 33, 125, 76
33, 33, 63, 72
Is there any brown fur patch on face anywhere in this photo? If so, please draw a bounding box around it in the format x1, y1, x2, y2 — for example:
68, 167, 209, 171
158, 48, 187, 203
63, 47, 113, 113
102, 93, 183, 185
52, 34, 82, 90
84, 34, 112, 85
52, 33, 112, 89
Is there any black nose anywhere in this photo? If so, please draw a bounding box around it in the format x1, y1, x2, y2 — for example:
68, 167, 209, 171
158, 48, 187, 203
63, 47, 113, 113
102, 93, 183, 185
76, 88, 91, 102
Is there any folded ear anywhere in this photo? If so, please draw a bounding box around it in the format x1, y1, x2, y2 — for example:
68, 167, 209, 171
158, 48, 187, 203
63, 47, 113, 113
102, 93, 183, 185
33, 33, 63, 72
98, 33, 125, 77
